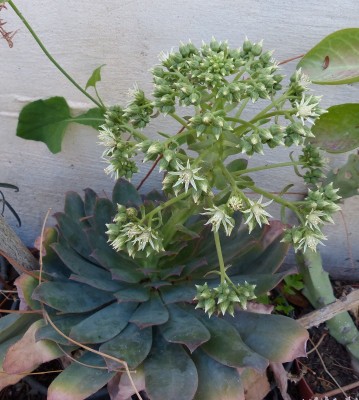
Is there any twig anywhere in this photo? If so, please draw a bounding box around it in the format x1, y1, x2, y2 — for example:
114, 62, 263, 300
313, 380, 359, 398
278, 54, 305, 66
310, 338, 348, 398
306, 333, 327, 355
298, 289, 359, 329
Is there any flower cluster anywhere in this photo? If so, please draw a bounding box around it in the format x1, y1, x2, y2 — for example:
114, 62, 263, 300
282, 183, 341, 252
299, 144, 327, 184
98, 107, 138, 179
106, 205, 164, 257
195, 281, 257, 317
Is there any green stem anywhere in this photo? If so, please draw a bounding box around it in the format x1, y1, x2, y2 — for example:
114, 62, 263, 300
250, 110, 293, 124
169, 112, 189, 127
7, 0, 103, 109
142, 190, 191, 223
214, 231, 226, 284
297, 250, 359, 362
226, 117, 257, 131
235, 161, 302, 175
250, 185, 304, 224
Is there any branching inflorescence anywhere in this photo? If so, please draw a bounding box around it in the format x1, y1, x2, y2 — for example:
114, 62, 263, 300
99, 38, 339, 316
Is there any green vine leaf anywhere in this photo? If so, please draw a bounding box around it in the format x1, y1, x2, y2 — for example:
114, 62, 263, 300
85, 64, 106, 90
298, 28, 359, 84
16, 97, 104, 153
72, 107, 105, 129
311, 104, 359, 153
16, 97, 71, 153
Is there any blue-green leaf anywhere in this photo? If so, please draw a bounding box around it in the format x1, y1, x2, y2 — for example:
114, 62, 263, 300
100, 323, 152, 370
112, 179, 142, 207
160, 304, 210, 352
47, 351, 115, 400
32, 281, 114, 312
70, 302, 137, 343
143, 334, 198, 400
199, 314, 268, 371
129, 291, 169, 328
192, 349, 244, 400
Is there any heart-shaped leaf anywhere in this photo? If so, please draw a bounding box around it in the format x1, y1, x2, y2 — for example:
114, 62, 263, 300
298, 28, 359, 84
16, 97, 71, 153
311, 104, 359, 153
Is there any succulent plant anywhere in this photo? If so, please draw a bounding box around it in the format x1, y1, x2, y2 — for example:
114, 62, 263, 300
0, 180, 307, 400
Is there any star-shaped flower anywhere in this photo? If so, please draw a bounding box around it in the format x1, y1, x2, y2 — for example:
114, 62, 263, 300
242, 196, 273, 233
201, 205, 235, 236
168, 160, 205, 194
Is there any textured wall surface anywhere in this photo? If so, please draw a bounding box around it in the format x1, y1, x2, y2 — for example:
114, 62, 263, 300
1, 0, 358, 272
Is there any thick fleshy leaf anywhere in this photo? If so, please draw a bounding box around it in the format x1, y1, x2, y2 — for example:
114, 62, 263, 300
0, 313, 39, 344
64, 191, 86, 226
143, 334, 198, 400
32, 281, 114, 312
108, 368, 146, 400
0, 335, 26, 390
84, 188, 98, 222
192, 349, 244, 400
160, 304, 210, 352
100, 323, 152, 370
160, 283, 197, 304
52, 243, 122, 292
311, 104, 359, 153
93, 198, 115, 236
297, 28, 359, 84
91, 245, 143, 283
14, 274, 41, 310
114, 285, 150, 302
72, 107, 105, 130
112, 179, 142, 207
199, 314, 268, 371
129, 291, 169, 328
3, 320, 63, 374
35, 314, 88, 345
85, 64, 106, 89
240, 368, 271, 400
69, 302, 138, 343
229, 311, 308, 362
47, 351, 116, 400
16, 97, 71, 153
55, 213, 93, 260
324, 153, 359, 198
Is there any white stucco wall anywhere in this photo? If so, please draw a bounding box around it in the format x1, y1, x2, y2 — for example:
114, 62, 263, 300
1, 0, 358, 273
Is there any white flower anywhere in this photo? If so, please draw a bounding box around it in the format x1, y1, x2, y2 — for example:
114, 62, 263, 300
295, 95, 324, 124
169, 160, 205, 194
242, 196, 273, 233
298, 230, 327, 252
98, 125, 117, 156
305, 209, 333, 230
292, 68, 312, 91
202, 205, 235, 236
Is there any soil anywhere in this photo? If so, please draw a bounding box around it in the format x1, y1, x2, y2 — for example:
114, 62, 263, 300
1, 256, 359, 400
